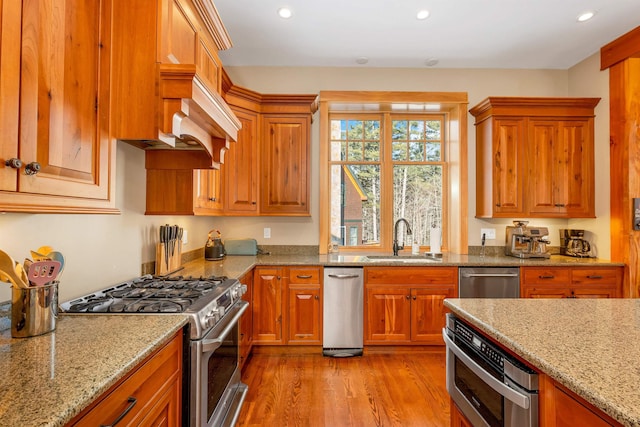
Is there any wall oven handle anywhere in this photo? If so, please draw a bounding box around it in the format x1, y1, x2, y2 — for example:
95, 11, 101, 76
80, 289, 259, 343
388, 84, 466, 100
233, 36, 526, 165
201, 301, 249, 354
461, 273, 519, 278
442, 329, 530, 409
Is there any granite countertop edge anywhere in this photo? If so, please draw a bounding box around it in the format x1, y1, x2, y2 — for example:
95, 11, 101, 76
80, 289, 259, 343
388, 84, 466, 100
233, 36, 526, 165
444, 300, 637, 427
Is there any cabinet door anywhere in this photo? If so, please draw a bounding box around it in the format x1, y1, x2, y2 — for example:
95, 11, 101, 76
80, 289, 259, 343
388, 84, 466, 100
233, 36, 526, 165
365, 286, 411, 343
260, 115, 310, 215
253, 268, 283, 344
288, 286, 321, 344
450, 401, 475, 427
492, 118, 526, 215
226, 109, 258, 214
522, 286, 571, 298
572, 286, 618, 299
194, 168, 224, 213
0, 0, 21, 192
527, 120, 559, 214
411, 286, 455, 344
17, 0, 113, 201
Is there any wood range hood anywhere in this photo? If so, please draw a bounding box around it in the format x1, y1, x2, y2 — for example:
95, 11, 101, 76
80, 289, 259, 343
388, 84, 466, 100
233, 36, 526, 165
111, 0, 242, 170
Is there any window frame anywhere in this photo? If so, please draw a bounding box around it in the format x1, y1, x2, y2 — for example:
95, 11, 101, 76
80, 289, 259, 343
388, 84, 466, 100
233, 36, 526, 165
319, 91, 469, 255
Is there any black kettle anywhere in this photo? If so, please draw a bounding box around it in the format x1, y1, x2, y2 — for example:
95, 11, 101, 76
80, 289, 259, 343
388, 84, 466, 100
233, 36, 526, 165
205, 229, 226, 260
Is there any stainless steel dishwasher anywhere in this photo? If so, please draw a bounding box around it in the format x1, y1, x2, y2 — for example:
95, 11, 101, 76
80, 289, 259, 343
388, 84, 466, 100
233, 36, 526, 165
323, 267, 363, 357
459, 267, 520, 298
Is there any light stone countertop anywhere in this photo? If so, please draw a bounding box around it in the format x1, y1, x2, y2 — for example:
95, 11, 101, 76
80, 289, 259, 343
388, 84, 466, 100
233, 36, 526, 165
179, 253, 623, 279
0, 313, 187, 427
444, 298, 640, 427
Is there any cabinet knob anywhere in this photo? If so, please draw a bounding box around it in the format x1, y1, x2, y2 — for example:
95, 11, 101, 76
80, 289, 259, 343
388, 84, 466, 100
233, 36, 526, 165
315, 295, 319, 300
25, 162, 41, 175
5, 158, 22, 169
251, 201, 257, 205
406, 295, 410, 300
412, 296, 417, 300
495, 203, 501, 207
208, 197, 217, 202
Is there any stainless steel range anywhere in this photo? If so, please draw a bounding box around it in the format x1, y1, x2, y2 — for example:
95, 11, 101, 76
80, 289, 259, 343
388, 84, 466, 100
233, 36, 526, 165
60, 274, 249, 427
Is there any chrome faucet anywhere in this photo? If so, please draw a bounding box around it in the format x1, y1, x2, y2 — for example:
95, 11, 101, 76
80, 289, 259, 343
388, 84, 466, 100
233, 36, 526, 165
393, 218, 413, 256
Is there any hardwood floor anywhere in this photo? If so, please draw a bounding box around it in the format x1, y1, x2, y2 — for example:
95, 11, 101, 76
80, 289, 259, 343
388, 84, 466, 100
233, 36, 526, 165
237, 347, 450, 427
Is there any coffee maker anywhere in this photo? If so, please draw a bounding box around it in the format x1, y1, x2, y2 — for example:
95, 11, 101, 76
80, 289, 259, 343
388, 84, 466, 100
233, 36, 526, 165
505, 221, 551, 259
559, 229, 592, 257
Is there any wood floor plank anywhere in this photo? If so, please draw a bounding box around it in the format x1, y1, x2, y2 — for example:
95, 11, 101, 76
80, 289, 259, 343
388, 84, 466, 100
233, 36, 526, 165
237, 348, 450, 427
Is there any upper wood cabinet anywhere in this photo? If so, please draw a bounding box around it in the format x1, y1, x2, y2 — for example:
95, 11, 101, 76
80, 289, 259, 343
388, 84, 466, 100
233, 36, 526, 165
111, 0, 240, 168
470, 97, 600, 218
0, 0, 117, 213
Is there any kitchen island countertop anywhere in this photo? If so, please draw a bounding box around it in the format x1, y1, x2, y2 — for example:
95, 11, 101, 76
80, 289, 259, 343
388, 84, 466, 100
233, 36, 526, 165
444, 298, 640, 427
0, 312, 187, 426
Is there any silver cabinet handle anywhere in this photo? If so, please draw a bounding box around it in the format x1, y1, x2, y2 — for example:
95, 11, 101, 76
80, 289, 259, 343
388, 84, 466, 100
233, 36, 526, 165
461, 273, 519, 278
442, 329, 530, 409
328, 274, 360, 279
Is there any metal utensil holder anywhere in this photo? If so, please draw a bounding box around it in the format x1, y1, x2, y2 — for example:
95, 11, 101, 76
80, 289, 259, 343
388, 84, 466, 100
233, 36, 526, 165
11, 282, 58, 338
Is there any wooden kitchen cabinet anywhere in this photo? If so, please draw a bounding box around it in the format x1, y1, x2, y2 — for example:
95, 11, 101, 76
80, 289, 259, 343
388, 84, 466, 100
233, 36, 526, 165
364, 267, 457, 345
70, 331, 183, 426
450, 400, 474, 427
521, 266, 622, 298
540, 374, 622, 427
194, 168, 224, 213
253, 267, 285, 344
287, 267, 322, 344
470, 97, 600, 218
260, 115, 311, 215
239, 270, 254, 369
224, 108, 259, 214
253, 266, 323, 345
0, 0, 116, 213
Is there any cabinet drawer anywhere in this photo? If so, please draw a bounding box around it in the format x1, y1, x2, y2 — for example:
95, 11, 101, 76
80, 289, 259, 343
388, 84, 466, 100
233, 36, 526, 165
522, 268, 571, 285
365, 266, 457, 285
571, 268, 621, 285
73, 332, 182, 426
288, 267, 321, 285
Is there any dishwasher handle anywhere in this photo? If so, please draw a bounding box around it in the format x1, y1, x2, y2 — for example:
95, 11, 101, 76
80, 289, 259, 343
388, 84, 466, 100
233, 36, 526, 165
327, 274, 361, 279
461, 273, 519, 278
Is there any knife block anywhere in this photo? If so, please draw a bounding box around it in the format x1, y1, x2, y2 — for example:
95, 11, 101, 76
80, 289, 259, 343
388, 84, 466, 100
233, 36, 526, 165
155, 241, 182, 276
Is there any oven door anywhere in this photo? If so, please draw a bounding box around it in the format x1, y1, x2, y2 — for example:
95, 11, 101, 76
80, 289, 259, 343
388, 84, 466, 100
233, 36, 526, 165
191, 300, 249, 427
443, 329, 538, 427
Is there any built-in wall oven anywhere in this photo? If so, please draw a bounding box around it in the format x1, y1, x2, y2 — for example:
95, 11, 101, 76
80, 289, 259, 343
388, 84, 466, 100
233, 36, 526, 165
61, 274, 248, 427
443, 314, 538, 427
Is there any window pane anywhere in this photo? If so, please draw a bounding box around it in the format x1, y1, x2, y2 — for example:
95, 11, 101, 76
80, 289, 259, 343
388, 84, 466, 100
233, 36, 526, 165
392, 121, 407, 140
347, 120, 363, 139
425, 120, 441, 140
364, 142, 380, 162
364, 120, 380, 140
330, 164, 381, 247
392, 142, 406, 161
426, 142, 441, 161
409, 121, 424, 140
409, 142, 425, 161
393, 165, 442, 246
348, 141, 363, 161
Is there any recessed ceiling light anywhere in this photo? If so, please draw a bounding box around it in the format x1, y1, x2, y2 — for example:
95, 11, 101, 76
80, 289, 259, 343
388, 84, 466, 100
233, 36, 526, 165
424, 58, 439, 67
278, 7, 292, 19
355, 56, 369, 65
577, 11, 595, 22
416, 10, 430, 20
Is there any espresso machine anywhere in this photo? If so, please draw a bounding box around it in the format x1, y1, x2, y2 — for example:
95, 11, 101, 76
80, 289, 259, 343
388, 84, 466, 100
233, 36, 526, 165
505, 221, 551, 259
559, 229, 592, 257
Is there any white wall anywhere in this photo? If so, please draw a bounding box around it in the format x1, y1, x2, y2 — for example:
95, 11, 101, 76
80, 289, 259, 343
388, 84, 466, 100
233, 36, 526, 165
0, 58, 612, 302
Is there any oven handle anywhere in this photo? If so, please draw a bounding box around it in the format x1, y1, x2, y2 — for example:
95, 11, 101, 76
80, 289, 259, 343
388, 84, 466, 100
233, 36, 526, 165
442, 329, 530, 409
201, 301, 249, 354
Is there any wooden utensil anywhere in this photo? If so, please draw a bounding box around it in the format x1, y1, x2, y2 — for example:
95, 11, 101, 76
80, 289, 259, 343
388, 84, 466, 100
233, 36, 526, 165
0, 250, 29, 288
27, 260, 61, 287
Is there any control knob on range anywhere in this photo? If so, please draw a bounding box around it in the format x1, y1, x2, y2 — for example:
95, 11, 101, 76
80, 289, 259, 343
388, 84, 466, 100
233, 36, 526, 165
231, 284, 247, 299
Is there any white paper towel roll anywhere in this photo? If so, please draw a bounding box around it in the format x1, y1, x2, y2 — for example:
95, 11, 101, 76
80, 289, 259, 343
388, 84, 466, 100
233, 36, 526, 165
430, 227, 441, 253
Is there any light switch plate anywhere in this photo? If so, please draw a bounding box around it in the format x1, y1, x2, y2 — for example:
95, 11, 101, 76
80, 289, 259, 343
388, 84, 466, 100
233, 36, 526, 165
480, 228, 496, 240
264, 227, 271, 238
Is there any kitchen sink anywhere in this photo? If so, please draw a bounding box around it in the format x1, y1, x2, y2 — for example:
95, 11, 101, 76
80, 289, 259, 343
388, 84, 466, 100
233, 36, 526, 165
364, 255, 442, 263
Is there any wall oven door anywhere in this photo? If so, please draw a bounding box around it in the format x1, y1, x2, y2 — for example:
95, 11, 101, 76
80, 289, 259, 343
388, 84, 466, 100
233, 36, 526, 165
443, 316, 538, 427
191, 300, 249, 427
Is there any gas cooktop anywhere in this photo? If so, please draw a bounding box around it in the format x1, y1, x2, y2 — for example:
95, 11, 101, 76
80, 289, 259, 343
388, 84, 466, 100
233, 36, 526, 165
61, 274, 232, 314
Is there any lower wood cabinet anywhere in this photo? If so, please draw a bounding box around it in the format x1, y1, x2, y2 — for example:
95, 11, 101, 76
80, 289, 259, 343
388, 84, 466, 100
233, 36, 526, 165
540, 374, 622, 427
239, 271, 254, 369
521, 266, 622, 298
450, 400, 474, 427
364, 267, 457, 345
69, 330, 183, 426
252, 266, 322, 345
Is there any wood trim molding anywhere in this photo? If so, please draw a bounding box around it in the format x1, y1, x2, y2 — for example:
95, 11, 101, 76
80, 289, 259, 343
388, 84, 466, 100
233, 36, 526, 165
600, 25, 640, 70
191, 0, 233, 50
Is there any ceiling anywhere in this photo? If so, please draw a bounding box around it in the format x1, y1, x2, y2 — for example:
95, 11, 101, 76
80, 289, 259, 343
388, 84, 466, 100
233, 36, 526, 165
214, 0, 640, 69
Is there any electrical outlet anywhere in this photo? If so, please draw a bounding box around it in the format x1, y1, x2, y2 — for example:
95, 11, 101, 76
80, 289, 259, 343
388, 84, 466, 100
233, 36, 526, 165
264, 227, 271, 239
182, 230, 188, 245
480, 228, 496, 240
